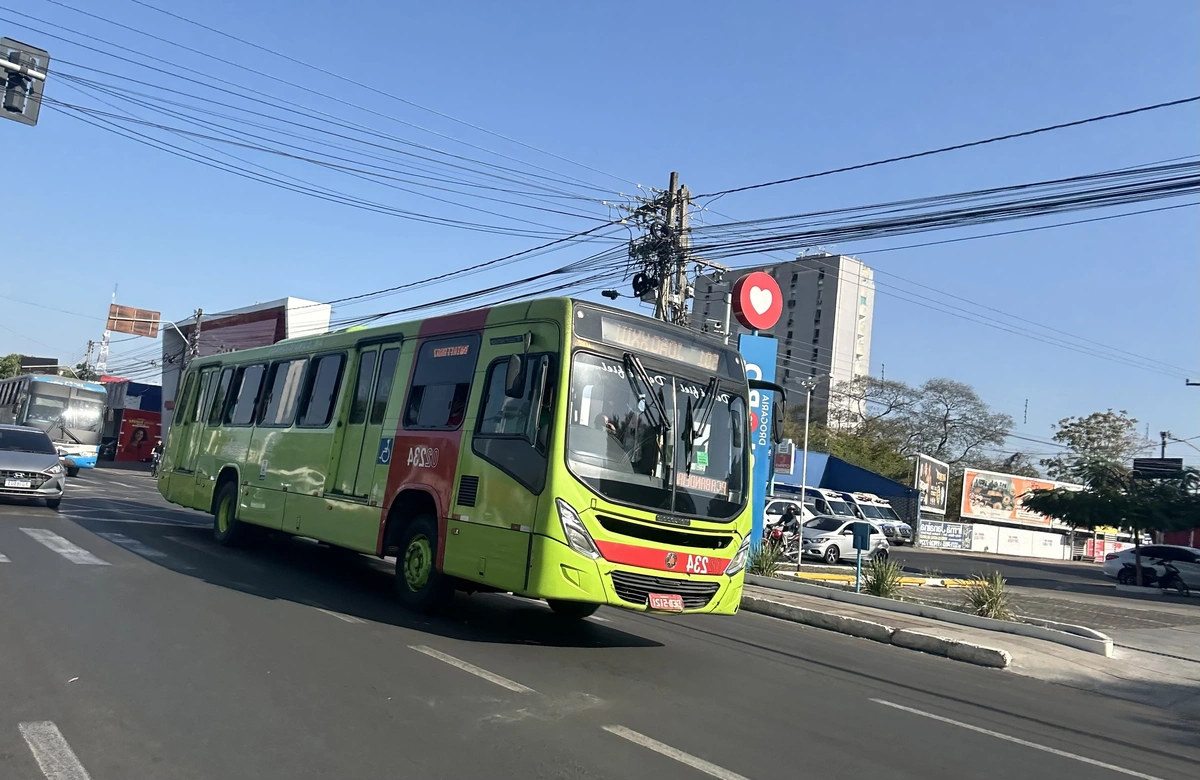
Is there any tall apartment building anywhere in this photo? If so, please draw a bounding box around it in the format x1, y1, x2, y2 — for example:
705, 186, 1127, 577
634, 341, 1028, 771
692, 253, 875, 425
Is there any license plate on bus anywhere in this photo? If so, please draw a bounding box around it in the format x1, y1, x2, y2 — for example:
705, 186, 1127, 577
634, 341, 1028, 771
4, 479, 32, 489
648, 593, 684, 612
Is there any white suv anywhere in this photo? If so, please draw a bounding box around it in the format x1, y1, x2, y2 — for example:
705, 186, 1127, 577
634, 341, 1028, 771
801, 516, 889, 565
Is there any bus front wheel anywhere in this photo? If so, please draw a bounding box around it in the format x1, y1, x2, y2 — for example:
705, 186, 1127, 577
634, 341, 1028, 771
212, 481, 250, 547
395, 515, 452, 614
66, 466, 79, 478
547, 600, 600, 620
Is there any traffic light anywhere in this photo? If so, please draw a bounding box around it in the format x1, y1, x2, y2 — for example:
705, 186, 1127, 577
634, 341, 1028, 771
0, 38, 49, 127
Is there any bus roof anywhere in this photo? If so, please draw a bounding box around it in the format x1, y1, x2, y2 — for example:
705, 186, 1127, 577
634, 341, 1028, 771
187, 297, 735, 369
15, 374, 107, 394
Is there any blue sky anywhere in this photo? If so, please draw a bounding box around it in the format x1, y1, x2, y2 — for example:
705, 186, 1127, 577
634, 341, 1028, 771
1, 0, 1197, 465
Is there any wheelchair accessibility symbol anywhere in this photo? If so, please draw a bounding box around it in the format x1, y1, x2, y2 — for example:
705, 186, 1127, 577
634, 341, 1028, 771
377, 438, 393, 465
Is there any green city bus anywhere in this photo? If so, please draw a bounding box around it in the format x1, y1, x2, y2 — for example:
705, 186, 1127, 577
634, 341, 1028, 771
159, 298, 771, 618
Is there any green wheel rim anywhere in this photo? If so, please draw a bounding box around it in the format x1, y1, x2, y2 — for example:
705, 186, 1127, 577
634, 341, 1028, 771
217, 495, 233, 534
404, 535, 433, 592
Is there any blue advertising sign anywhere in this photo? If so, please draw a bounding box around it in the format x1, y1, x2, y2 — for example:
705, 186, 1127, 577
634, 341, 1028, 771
738, 334, 777, 545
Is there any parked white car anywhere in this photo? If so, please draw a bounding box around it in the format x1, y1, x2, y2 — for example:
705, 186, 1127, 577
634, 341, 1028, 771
1101, 545, 1200, 589
800, 516, 889, 565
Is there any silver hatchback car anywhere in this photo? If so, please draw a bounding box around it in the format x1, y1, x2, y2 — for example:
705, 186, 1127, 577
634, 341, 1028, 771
0, 424, 67, 509
801, 515, 890, 565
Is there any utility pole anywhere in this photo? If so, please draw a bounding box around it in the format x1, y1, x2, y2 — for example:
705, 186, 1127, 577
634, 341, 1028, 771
629, 172, 726, 327
1160, 430, 1170, 459
185, 308, 203, 367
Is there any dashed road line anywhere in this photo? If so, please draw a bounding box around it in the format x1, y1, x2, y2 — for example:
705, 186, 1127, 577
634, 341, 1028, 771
20, 529, 110, 566
871, 699, 1165, 780
602, 725, 751, 780
314, 607, 365, 624
94, 532, 168, 559
0, 552, 9, 563
409, 645, 536, 693
19, 721, 94, 780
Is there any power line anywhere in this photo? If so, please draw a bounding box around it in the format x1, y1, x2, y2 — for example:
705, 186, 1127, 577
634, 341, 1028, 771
112, 0, 640, 189
0, 9, 617, 201
695, 95, 1200, 199
11, 3, 627, 197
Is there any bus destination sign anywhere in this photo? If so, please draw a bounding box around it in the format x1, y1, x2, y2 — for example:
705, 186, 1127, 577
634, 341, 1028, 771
599, 317, 720, 371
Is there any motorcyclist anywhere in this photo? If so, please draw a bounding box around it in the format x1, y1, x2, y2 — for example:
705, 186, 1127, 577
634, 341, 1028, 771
150, 439, 163, 475
780, 503, 802, 535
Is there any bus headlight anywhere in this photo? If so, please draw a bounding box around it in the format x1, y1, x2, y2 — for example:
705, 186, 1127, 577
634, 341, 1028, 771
724, 535, 753, 577
555, 498, 600, 560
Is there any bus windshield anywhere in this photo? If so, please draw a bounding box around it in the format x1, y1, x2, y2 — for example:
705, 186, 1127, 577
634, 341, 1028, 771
566, 351, 747, 521
26, 386, 105, 436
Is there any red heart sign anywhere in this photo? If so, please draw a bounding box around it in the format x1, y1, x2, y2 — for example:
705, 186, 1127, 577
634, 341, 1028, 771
731, 272, 783, 330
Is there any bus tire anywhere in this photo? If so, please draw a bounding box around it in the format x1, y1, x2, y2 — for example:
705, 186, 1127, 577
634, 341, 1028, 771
66, 466, 79, 478
547, 600, 599, 620
212, 481, 250, 547
395, 515, 452, 613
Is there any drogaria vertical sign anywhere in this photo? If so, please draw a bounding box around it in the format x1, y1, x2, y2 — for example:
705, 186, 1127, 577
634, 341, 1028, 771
738, 333, 777, 544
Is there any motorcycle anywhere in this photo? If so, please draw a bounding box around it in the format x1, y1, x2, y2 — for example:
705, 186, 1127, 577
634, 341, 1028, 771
1117, 559, 1190, 594
149, 450, 162, 478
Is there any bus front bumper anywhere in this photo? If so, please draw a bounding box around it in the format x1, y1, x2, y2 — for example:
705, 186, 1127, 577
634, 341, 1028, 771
523, 535, 744, 615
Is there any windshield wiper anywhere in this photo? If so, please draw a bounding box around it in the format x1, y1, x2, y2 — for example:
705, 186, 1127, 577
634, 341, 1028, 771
55, 415, 83, 445
622, 353, 670, 434
681, 377, 719, 474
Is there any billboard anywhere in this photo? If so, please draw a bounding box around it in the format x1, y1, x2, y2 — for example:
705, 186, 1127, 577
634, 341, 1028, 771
960, 468, 1082, 528
914, 453, 950, 515
107, 304, 161, 338
739, 333, 777, 544
115, 410, 161, 463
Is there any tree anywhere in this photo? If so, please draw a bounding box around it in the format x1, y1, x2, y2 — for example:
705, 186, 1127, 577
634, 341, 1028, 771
1041, 409, 1149, 483
1024, 463, 1200, 585
787, 421, 913, 483
0, 353, 22, 379
73, 362, 99, 381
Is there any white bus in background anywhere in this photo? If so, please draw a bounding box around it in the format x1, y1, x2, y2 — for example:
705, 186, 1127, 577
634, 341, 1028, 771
843, 492, 913, 546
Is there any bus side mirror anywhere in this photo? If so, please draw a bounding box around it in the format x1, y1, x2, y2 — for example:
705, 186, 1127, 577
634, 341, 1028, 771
772, 396, 785, 444
731, 410, 743, 440
505, 354, 526, 398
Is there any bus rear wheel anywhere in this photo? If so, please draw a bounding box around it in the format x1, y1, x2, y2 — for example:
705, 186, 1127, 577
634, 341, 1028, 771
547, 600, 599, 620
212, 481, 250, 547
395, 515, 452, 614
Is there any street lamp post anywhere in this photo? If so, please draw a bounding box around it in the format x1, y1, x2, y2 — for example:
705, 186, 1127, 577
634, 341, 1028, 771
798, 375, 830, 523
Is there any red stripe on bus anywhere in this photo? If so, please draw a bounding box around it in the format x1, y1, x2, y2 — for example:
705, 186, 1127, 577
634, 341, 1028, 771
376, 307, 491, 568
595, 540, 730, 576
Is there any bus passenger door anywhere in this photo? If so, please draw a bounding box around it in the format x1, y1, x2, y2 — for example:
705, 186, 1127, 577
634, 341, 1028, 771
332, 347, 380, 497
445, 324, 560, 594
354, 345, 401, 498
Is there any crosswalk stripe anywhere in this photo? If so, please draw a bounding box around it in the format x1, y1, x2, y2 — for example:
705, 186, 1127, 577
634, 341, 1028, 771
94, 532, 168, 558
19, 529, 110, 566
19, 721, 95, 780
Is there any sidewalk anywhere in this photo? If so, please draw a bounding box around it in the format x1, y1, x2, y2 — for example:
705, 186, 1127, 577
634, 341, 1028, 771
743, 583, 1200, 717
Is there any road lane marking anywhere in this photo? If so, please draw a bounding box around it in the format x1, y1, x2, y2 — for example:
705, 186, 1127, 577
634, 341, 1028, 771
409, 645, 535, 693
19, 721, 94, 780
95, 532, 168, 558
62, 515, 206, 528
164, 535, 217, 554
0, 552, 9, 562
314, 607, 365, 624
870, 699, 1165, 780
20, 529, 110, 566
590, 614, 611, 622
602, 725, 751, 780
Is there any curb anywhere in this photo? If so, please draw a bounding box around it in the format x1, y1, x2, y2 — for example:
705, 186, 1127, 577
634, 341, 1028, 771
748, 574, 1114, 657
741, 594, 1012, 668
792, 572, 980, 588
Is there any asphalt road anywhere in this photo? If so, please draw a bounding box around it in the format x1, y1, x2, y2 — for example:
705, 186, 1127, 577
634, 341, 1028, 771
2, 470, 1198, 780
889, 545, 1110, 589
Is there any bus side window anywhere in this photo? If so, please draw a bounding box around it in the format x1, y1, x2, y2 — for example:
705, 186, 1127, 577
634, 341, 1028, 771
208, 368, 235, 427
176, 373, 197, 424
194, 368, 219, 423
296, 354, 346, 428
226, 364, 267, 426
403, 336, 481, 431
258, 359, 308, 427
